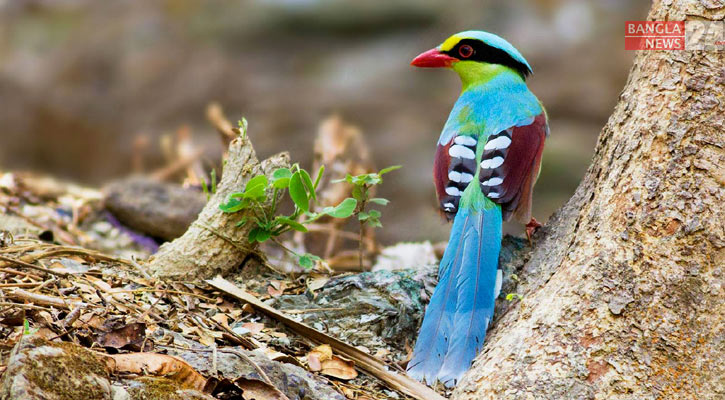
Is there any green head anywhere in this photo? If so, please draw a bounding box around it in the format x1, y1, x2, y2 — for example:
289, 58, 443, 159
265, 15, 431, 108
411, 30, 532, 87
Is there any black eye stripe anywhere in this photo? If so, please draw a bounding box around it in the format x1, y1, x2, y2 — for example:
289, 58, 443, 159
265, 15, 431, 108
444, 39, 532, 79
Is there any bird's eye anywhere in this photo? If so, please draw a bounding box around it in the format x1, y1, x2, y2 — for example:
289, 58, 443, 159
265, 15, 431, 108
458, 44, 474, 58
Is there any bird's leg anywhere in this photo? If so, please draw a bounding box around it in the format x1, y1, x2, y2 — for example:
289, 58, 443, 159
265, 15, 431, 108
525, 217, 542, 245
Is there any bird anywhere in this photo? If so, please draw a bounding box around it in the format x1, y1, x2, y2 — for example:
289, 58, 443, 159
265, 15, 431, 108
406, 30, 548, 387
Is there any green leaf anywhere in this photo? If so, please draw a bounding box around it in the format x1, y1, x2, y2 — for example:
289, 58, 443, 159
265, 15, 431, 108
272, 177, 290, 189
366, 219, 383, 228
351, 185, 364, 201
289, 172, 309, 212
272, 168, 292, 189
248, 227, 260, 243
23, 319, 30, 335
313, 165, 325, 189
276, 217, 308, 232
298, 254, 314, 269
369, 198, 389, 206
298, 253, 321, 269
245, 175, 268, 193
244, 186, 267, 201
273, 168, 292, 180
378, 165, 402, 175
255, 229, 272, 242
358, 211, 369, 221
331, 174, 353, 184
368, 209, 381, 218
219, 198, 247, 213
300, 169, 316, 201
322, 198, 357, 218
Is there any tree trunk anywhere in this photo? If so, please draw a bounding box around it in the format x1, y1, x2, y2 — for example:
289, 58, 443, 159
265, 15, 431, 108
453, 1, 724, 399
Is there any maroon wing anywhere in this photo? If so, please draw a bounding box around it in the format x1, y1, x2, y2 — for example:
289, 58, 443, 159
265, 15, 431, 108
479, 113, 548, 223
433, 135, 478, 220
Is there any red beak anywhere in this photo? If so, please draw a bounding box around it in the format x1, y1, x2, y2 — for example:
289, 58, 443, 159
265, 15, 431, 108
410, 48, 457, 68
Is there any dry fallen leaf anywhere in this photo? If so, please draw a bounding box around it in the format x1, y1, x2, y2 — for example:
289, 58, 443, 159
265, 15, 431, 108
242, 303, 255, 314
307, 344, 333, 372
75, 312, 105, 330
97, 322, 148, 351
267, 280, 287, 297
374, 348, 390, 359
198, 332, 216, 346
341, 386, 356, 399
103, 352, 208, 391
320, 355, 358, 380
211, 313, 230, 330
306, 275, 329, 292
241, 322, 265, 335
236, 378, 290, 400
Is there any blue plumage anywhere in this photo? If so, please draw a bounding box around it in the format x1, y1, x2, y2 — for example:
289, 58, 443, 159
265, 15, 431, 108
407, 201, 502, 387
438, 205, 501, 385
406, 207, 470, 385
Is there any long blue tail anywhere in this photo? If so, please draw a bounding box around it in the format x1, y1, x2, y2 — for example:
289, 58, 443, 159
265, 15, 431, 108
407, 205, 502, 387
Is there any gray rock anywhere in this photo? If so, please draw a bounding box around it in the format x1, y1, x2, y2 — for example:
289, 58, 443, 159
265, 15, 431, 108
0, 335, 113, 400
0, 336, 215, 400
103, 177, 206, 241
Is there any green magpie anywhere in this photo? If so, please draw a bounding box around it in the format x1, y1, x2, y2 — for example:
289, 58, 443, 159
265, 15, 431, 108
407, 30, 548, 387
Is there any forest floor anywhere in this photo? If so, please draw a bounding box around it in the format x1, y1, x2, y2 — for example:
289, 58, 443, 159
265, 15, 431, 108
0, 170, 455, 400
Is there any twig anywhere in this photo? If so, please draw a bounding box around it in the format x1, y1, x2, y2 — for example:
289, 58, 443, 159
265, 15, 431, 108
206, 102, 237, 145
136, 286, 165, 323
62, 304, 86, 328
212, 344, 219, 379
0, 302, 54, 312
284, 307, 345, 314
25, 246, 135, 267
0, 282, 41, 288
0, 254, 70, 278
129, 255, 153, 280
0, 268, 42, 280
219, 348, 277, 389
150, 147, 205, 181
304, 223, 375, 242
207, 276, 445, 400
203, 315, 257, 350
5, 289, 84, 309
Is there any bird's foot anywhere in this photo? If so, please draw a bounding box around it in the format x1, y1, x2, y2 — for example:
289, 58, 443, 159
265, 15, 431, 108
525, 217, 542, 245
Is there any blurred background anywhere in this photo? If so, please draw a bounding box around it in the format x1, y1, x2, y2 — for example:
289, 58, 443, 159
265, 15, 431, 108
0, 0, 649, 244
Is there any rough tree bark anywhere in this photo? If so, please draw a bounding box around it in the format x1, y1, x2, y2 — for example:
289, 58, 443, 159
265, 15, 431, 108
453, 1, 724, 399
147, 133, 289, 280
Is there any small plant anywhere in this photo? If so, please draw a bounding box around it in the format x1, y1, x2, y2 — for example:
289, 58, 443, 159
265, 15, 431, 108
201, 168, 217, 200
23, 319, 37, 335
505, 293, 523, 301
237, 118, 248, 138
334, 166, 401, 269
219, 162, 399, 269
220, 164, 355, 268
